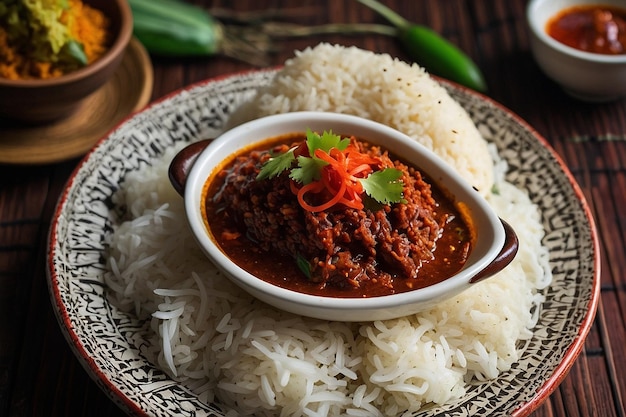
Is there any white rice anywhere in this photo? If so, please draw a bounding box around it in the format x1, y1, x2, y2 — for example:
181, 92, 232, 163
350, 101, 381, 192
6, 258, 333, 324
227, 43, 494, 196
104, 45, 552, 416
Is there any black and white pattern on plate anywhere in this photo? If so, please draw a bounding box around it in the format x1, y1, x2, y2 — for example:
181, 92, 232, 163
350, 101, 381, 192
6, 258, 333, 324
47, 70, 597, 417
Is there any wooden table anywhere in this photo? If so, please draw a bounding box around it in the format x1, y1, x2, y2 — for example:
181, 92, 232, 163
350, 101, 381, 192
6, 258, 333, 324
1, 1, 624, 416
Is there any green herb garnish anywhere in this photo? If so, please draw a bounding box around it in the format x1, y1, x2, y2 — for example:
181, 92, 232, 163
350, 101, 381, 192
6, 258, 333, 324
257, 129, 406, 212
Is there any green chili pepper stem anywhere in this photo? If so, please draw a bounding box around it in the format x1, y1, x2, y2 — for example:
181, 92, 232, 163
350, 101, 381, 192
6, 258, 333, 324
356, 0, 488, 92
210, 7, 320, 25
357, 0, 411, 29
261, 22, 397, 38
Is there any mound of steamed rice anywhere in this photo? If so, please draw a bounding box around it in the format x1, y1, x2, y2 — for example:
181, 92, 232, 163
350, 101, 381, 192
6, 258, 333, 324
227, 43, 494, 196
104, 45, 552, 417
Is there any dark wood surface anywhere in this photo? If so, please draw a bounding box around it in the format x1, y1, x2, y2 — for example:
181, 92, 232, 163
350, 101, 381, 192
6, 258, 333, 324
1, 1, 624, 416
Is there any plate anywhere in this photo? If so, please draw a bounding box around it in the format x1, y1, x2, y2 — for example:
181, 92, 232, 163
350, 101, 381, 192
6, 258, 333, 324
47, 69, 600, 416
0, 38, 153, 165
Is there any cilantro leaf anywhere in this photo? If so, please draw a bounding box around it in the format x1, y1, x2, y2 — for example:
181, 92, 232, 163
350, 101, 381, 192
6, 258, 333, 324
306, 129, 350, 155
291, 129, 349, 184
358, 168, 406, 205
257, 129, 407, 212
256, 148, 296, 180
290, 155, 327, 184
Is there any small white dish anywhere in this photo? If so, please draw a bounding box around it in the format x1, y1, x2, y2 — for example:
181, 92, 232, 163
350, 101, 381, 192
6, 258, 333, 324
527, 0, 626, 102
170, 111, 517, 322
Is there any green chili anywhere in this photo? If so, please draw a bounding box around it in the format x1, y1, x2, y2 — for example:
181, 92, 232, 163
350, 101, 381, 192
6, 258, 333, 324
129, 0, 488, 90
357, 0, 488, 92
128, 0, 394, 66
128, 0, 223, 56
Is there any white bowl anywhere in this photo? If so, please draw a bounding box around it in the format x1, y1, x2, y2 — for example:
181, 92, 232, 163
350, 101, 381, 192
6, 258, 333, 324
170, 111, 517, 321
527, 0, 626, 102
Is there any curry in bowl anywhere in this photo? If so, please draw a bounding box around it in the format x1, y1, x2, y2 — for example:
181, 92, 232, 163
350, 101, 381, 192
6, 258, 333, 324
171, 111, 516, 321
203, 130, 474, 299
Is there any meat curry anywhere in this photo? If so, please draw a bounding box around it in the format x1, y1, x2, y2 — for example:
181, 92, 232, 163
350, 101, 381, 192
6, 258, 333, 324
202, 131, 474, 298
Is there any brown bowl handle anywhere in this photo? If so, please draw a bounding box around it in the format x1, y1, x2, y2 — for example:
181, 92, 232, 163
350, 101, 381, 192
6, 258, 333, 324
470, 219, 519, 283
168, 139, 213, 196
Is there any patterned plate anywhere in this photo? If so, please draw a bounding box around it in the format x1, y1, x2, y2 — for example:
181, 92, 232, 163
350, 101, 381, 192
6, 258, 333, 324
47, 69, 599, 417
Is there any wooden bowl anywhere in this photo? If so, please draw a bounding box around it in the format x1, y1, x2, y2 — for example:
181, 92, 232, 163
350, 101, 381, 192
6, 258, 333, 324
0, 0, 133, 123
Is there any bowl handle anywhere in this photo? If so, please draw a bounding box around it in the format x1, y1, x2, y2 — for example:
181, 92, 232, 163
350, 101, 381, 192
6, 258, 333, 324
168, 139, 213, 196
470, 219, 519, 283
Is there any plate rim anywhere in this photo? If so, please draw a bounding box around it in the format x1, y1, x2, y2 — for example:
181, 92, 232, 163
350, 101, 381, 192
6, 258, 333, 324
457, 86, 601, 417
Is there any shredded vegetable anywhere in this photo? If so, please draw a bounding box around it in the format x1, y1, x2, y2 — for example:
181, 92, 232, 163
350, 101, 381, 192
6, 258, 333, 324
257, 129, 406, 213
